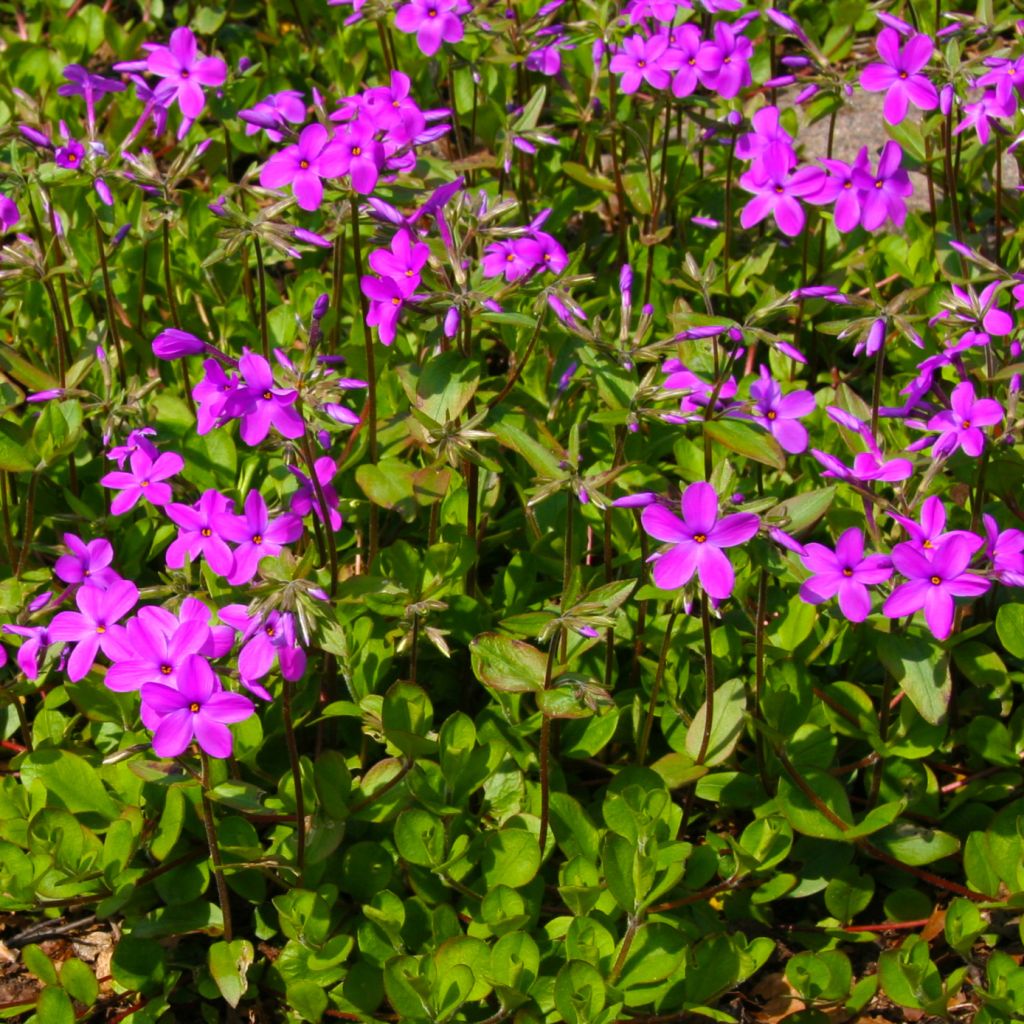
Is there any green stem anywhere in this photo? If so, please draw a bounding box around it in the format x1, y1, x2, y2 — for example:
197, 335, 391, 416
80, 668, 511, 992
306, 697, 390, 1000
253, 236, 270, 362
351, 200, 379, 569
199, 752, 233, 942
281, 678, 306, 884
14, 474, 38, 579
537, 636, 560, 855
93, 216, 127, 388
637, 609, 678, 766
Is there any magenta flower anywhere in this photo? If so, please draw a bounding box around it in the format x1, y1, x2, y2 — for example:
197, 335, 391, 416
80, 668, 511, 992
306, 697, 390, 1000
983, 514, 1024, 581
165, 489, 236, 577
141, 654, 254, 759
239, 90, 306, 142
214, 490, 303, 586
883, 537, 990, 640
926, 381, 1003, 458
221, 352, 305, 446
147, 27, 226, 121
739, 151, 824, 238
289, 457, 342, 532
361, 273, 420, 345
799, 528, 893, 622
100, 449, 184, 515
610, 34, 673, 94
394, 0, 465, 57
237, 610, 307, 689
49, 579, 139, 681
194, 359, 240, 435
54, 533, 120, 588
860, 29, 938, 125
55, 137, 85, 170
260, 123, 348, 212
889, 495, 985, 555
640, 481, 760, 599
152, 328, 209, 359
104, 613, 211, 693
107, 427, 159, 468
748, 366, 815, 453
2, 624, 50, 680
369, 229, 430, 283
695, 22, 753, 99
59, 64, 124, 137
329, 117, 385, 195
668, 24, 703, 98
805, 149, 871, 232
0, 193, 18, 231
735, 106, 796, 179
850, 141, 912, 231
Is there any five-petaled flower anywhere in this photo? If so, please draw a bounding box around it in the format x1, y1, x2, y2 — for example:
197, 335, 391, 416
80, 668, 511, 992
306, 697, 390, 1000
640, 481, 760, 599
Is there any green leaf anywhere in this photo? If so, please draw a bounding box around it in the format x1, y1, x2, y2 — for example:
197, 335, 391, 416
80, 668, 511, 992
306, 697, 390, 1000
877, 633, 951, 726
397, 351, 481, 423
776, 770, 852, 840
601, 833, 639, 912
703, 420, 786, 470
480, 828, 541, 888
0, 423, 36, 472
34, 987, 74, 1024
786, 950, 852, 1002
768, 487, 835, 534
111, 937, 167, 994
561, 162, 615, 193
470, 632, 546, 693
617, 923, 688, 989
395, 809, 446, 868
554, 961, 606, 1024
685, 678, 746, 767
490, 421, 563, 477
433, 937, 492, 1003
945, 898, 985, 956
22, 945, 58, 986
996, 603, 1024, 659
824, 869, 874, 924
286, 979, 328, 1022
18, 750, 119, 822
209, 939, 254, 1008
59, 958, 98, 1007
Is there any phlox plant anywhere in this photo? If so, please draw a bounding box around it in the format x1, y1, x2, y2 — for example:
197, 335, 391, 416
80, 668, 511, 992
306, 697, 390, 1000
3, 1, 1024, 1022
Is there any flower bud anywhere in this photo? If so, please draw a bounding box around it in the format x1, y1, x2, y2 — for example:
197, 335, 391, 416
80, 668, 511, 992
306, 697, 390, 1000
152, 328, 208, 359
939, 83, 954, 116
444, 306, 460, 338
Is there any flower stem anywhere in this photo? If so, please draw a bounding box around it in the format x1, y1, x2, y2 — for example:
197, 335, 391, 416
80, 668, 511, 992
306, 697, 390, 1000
199, 751, 233, 942
162, 221, 197, 420
281, 677, 306, 884
93, 216, 127, 388
637, 608, 678, 766
14, 473, 38, 579
537, 635, 560, 855
253, 236, 270, 362
350, 199, 379, 569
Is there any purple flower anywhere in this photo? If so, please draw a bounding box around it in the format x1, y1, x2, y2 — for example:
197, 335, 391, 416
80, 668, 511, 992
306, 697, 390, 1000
739, 151, 824, 238
860, 29, 938, 125
696, 22, 753, 99
799, 528, 893, 622
2, 624, 50, 680
55, 533, 120, 588
165, 489, 236, 577
926, 381, 1003, 458
735, 106, 796, 179
668, 24, 704, 98
147, 27, 227, 123
482, 238, 542, 281
194, 359, 240, 435
289, 457, 342, 532
106, 428, 159, 468
883, 537, 990, 640
851, 141, 912, 231
329, 117, 385, 195
239, 90, 306, 142
105, 611, 211, 693
748, 366, 815, 453
641, 481, 760, 599
394, 0, 465, 57
141, 654, 254, 759
152, 328, 209, 359
100, 449, 184, 515
213, 490, 303, 586
805, 148, 871, 232
221, 352, 305, 446
237, 610, 307, 689
610, 34, 673, 94
58, 64, 124, 137
0, 193, 18, 231
361, 273, 420, 345
368, 229, 430, 283
55, 137, 85, 170
889, 495, 985, 555
49, 579, 139, 681
260, 123, 348, 212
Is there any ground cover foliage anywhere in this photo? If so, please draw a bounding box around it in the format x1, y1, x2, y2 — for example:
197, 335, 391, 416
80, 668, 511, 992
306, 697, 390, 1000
2, 0, 1024, 1020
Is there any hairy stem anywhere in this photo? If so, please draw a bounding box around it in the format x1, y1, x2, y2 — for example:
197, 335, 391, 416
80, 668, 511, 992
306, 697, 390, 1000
199, 752, 233, 942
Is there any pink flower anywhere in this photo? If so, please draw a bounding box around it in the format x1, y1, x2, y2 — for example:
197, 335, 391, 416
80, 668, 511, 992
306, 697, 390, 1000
100, 449, 184, 515
147, 27, 226, 123
859, 29, 937, 125
260, 123, 348, 212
